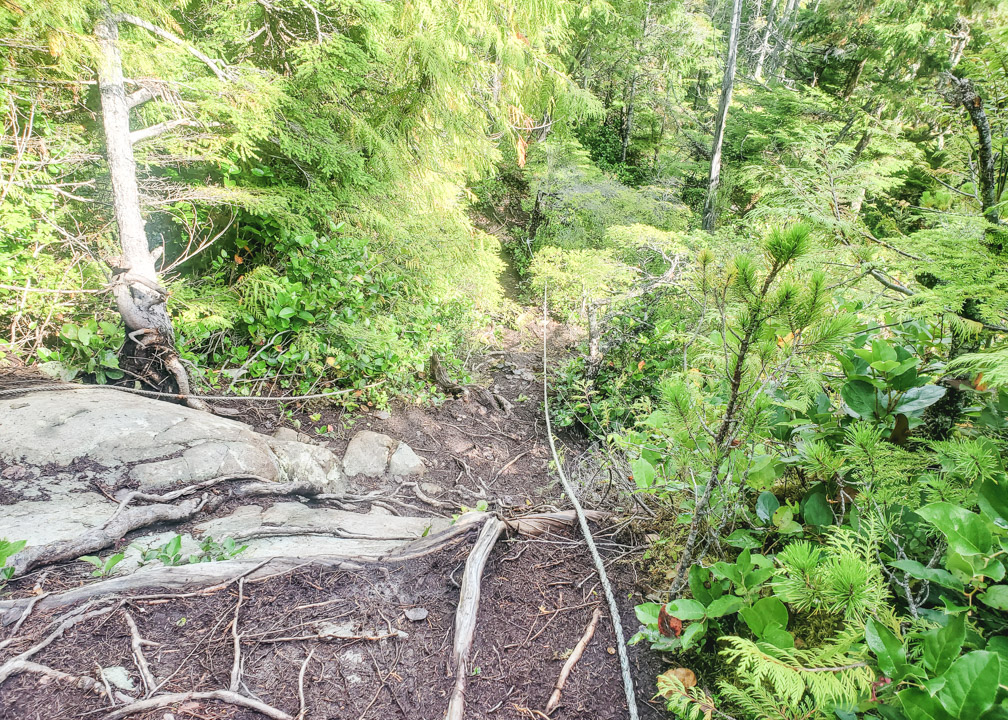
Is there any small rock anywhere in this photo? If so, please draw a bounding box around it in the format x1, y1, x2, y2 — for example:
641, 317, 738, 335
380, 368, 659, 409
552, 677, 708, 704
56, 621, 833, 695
389, 443, 425, 477
342, 431, 397, 477
1, 465, 27, 481
420, 482, 444, 496
272, 427, 301, 442
404, 607, 429, 622
375, 409, 391, 420
101, 666, 136, 692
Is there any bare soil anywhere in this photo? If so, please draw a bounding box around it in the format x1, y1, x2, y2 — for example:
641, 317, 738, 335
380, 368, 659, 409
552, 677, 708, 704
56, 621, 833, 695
0, 306, 665, 719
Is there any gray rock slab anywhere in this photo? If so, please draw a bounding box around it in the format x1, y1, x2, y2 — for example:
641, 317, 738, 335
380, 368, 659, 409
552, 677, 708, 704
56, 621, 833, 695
342, 431, 397, 477
0, 492, 114, 547
0, 389, 345, 494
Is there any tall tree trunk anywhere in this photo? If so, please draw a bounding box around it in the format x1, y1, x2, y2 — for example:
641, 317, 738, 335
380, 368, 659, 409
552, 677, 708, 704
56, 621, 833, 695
702, 0, 744, 233
752, 0, 779, 79
842, 56, 867, 100
620, 2, 651, 164
96, 15, 201, 406
765, 0, 797, 79
621, 72, 637, 163
940, 74, 1000, 226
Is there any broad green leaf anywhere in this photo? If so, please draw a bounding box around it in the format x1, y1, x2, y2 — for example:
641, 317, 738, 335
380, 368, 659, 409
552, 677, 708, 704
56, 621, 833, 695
978, 585, 1008, 611
898, 687, 955, 720
866, 617, 906, 679
634, 602, 661, 626
978, 478, 1008, 526
917, 503, 993, 556
724, 529, 761, 549
802, 488, 834, 526
666, 599, 706, 621
756, 491, 780, 523
935, 651, 1001, 718
841, 379, 878, 418
923, 614, 965, 675
679, 620, 706, 651
704, 595, 743, 618
890, 559, 965, 592
631, 458, 655, 489
895, 385, 947, 415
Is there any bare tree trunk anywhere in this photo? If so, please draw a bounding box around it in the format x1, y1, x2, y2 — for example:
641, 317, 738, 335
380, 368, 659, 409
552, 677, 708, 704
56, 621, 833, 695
702, 0, 744, 233
752, 0, 778, 79
96, 15, 202, 408
765, 0, 797, 79
620, 1, 651, 164
940, 74, 1000, 226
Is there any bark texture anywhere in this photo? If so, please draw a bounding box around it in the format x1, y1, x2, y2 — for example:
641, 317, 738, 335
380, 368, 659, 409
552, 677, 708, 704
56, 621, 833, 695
940, 74, 1000, 226
702, 0, 744, 233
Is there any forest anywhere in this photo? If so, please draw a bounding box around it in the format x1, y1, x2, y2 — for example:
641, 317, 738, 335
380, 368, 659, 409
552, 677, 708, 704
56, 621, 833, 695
1, 0, 1008, 719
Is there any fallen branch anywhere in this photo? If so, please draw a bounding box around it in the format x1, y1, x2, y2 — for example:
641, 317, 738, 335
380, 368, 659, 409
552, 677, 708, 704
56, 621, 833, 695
544, 606, 602, 714
444, 517, 504, 720
102, 689, 293, 720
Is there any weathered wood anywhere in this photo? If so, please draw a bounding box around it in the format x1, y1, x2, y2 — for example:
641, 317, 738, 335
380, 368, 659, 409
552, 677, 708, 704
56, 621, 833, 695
444, 517, 503, 720
702, 0, 744, 233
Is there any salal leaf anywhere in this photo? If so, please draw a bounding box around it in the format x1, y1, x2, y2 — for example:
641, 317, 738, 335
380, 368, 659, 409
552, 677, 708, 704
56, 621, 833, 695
923, 614, 966, 676
917, 503, 992, 556
935, 651, 1001, 718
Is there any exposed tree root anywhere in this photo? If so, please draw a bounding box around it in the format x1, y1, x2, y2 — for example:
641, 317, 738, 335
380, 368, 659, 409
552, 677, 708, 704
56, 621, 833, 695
13, 497, 204, 575
0, 659, 136, 705
102, 689, 293, 720
444, 517, 504, 720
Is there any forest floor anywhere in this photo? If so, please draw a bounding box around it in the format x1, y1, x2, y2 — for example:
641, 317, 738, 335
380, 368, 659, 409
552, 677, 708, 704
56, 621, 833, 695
0, 243, 668, 719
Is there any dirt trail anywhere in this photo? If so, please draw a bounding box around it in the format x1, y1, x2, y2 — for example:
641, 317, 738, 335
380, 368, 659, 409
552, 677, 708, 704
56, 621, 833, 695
0, 233, 666, 719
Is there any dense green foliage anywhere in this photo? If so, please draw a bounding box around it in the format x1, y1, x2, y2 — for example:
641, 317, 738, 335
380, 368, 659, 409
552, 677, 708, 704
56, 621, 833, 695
3, 0, 1008, 718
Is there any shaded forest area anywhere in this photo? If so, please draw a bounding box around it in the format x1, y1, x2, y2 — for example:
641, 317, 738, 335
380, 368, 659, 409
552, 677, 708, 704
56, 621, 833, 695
2, 0, 1008, 718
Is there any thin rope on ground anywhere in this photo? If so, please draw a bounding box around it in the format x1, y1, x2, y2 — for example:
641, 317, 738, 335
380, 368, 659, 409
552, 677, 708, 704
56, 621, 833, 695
540, 285, 639, 720
0, 381, 382, 402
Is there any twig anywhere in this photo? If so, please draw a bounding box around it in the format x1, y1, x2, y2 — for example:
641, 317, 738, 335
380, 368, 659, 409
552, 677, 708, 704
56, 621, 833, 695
229, 578, 245, 692
101, 689, 293, 720
545, 607, 602, 713
297, 648, 316, 720
97, 661, 117, 706
121, 611, 156, 697
540, 285, 639, 720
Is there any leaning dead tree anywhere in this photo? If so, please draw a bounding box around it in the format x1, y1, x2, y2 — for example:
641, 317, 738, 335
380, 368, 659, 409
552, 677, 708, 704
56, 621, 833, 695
939, 73, 1001, 227
95, 11, 227, 409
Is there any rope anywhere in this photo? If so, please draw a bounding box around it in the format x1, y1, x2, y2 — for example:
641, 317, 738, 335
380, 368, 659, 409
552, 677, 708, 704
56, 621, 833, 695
540, 286, 639, 720
0, 381, 382, 402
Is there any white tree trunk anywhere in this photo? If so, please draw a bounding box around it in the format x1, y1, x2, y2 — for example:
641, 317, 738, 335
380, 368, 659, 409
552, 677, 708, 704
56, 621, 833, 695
702, 0, 744, 233
96, 15, 200, 405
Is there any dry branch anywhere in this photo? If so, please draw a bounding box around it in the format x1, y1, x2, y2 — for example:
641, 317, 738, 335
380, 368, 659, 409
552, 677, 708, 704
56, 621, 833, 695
544, 607, 602, 714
